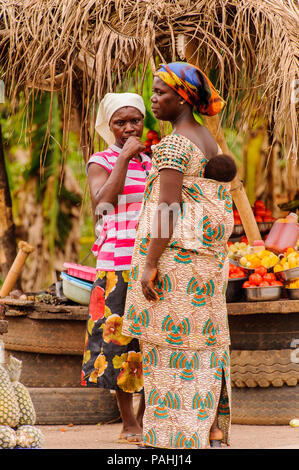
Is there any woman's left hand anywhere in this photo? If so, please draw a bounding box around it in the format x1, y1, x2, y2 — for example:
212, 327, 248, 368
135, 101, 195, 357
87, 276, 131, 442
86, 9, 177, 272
141, 263, 159, 301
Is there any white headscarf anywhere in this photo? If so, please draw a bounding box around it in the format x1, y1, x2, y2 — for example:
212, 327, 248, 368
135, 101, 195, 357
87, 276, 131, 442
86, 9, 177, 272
95, 92, 146, 146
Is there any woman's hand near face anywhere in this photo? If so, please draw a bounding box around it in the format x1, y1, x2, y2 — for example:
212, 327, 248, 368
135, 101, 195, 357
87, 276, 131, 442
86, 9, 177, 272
88, 136, 145, 213
120, 136, 146, 161
141, 262, 159, 302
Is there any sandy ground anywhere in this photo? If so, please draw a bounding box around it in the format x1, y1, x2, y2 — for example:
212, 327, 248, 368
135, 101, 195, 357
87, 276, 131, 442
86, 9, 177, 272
37, 423, 299, 450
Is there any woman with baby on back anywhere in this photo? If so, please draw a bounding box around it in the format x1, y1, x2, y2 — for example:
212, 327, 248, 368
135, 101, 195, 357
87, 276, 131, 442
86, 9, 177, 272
122, 62, 235, 449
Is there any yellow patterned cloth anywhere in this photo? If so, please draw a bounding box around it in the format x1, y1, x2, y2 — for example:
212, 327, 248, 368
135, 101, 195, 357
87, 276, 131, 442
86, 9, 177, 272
122, 133, 234, 448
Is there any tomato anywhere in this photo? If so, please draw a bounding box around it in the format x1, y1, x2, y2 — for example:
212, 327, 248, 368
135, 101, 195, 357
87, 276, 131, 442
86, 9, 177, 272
146, 130, 159, 140
234, 217, 242, 225
255, 216, 263, 223
243, 281, 251, 288
227, 241, 233, 246
144, 139, 152, 147
235, 268, 246, 277
240, 236, 248, 244
255, 210, 266, 218
254, 266, 267, 276
265, 209, 272, 217
270, 280, 283, 286
254, 200, 266, 210
230, 272, 242, 278
259, 281, 270, 287
249, 273, 263, 286
263, 273, 276, 283
263, 216, 273, 222
151, 138, 161, 145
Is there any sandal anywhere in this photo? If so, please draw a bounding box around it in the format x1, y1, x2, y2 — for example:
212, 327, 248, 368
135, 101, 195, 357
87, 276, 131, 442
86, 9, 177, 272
209, 438, 222, 448
117, 433, 143, 444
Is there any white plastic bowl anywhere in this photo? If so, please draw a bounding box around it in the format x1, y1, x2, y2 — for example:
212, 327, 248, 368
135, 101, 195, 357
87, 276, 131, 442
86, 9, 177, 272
60, 272, 92, 305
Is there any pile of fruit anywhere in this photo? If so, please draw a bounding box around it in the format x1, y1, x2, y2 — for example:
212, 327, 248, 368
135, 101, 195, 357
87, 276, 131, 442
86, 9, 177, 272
144, 130, 160, 154
0, 345, 43, 449
286, 278, 299, 289
233, 200, 275, 227
252, 200, 276, 224
229, 263, 247, 279
273, 247, 299, 273
242, 268, 283, 288
228, 241, 250, 260
239, 249, 279, 270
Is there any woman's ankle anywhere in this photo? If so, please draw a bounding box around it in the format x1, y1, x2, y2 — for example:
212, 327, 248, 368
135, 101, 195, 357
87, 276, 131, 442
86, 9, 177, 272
209, 426, 223, 440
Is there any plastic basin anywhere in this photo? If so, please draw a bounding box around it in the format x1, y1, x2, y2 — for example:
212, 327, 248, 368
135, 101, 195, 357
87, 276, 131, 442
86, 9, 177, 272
60, 272, 92, 305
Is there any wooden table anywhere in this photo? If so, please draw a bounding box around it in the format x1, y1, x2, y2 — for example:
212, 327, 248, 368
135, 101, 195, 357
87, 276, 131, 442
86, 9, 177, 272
227, 299, 299, 315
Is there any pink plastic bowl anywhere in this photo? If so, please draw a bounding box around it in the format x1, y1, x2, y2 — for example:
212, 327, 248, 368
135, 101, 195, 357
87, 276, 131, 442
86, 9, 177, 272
63, 263, 97, 282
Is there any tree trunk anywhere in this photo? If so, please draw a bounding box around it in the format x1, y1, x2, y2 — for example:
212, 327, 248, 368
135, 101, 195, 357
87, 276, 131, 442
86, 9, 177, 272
0, 123, 21, 288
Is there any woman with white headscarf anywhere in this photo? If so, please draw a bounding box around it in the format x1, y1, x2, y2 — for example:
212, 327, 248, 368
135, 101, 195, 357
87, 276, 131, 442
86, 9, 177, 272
81, 93, 152, 443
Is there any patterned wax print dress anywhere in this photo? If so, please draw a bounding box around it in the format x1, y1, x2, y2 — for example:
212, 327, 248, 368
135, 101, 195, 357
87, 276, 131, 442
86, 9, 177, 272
81, 145, 152, 392
122, 134, 234, 448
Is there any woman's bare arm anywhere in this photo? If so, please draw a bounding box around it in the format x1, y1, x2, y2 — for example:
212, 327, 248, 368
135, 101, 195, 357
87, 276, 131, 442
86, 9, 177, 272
141, 168, 183, 301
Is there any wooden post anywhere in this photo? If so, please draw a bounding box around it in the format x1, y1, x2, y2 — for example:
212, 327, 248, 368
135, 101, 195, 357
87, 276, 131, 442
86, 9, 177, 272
0, 241, 35, 298
185, 40, 261, 245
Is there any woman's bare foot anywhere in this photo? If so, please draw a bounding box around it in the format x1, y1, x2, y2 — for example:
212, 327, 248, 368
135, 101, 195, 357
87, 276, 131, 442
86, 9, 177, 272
209, 425, 223, 441
209, 415, 223, 441
117, 390, 142, 440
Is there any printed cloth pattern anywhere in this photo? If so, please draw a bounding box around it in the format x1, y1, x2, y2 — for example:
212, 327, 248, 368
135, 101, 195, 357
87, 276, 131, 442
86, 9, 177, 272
122, 133, 234, 448
81, 270, 143, 392
141, 342, 231, 449
122, 134, 234, 350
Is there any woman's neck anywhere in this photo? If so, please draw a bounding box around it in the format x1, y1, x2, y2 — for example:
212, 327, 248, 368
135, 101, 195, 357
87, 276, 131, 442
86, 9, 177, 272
170, 107, 198, 134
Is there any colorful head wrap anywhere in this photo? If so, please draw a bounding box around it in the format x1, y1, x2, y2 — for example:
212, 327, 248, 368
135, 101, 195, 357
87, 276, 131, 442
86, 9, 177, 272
155, 62, 225, 116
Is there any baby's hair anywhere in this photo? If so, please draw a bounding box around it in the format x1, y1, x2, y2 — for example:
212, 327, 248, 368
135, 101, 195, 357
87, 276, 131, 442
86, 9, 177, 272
204, 154, 237, 182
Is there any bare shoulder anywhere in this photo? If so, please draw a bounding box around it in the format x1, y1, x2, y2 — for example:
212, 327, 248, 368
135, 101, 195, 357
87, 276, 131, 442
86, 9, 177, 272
193, 125, 218, 159
175, 123, 218, 159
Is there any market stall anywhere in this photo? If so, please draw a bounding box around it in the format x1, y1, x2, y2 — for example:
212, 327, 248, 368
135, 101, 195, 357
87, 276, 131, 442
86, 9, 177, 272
227, 201, 299, 424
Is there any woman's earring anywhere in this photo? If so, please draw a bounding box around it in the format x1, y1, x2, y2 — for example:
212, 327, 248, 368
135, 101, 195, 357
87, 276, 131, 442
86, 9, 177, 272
180, 100, 185, 105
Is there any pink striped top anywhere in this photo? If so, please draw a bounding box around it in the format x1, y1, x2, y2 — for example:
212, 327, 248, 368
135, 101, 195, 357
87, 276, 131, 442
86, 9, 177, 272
87, 144, 152, 271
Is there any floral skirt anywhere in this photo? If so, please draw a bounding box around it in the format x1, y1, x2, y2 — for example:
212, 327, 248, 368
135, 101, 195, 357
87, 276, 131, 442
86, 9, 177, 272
142, 342, 231, 449
81, 270, 143, 393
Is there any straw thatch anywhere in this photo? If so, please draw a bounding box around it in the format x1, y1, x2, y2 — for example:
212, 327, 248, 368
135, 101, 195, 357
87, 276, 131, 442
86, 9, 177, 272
0, 0, 298, 161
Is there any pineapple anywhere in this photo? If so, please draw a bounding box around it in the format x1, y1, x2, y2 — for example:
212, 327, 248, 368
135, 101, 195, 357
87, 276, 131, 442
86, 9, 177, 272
0, 341, 20, 427
7, 356, 36, 425
0, 425, 17, 448
16, 425, 44, 448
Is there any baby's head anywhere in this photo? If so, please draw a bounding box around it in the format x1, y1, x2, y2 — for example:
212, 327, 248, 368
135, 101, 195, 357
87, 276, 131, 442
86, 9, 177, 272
204, 154, 237, 182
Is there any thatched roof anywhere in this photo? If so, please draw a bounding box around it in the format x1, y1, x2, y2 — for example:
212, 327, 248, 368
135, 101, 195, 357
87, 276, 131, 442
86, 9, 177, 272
0, 0, 298, 161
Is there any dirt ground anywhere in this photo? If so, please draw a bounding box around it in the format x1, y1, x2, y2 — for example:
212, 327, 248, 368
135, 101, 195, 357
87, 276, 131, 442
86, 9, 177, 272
38, 423, 299, 450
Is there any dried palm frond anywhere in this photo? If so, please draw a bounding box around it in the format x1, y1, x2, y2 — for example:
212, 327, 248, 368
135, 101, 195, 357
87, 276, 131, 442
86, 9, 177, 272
0, 0, 298, 162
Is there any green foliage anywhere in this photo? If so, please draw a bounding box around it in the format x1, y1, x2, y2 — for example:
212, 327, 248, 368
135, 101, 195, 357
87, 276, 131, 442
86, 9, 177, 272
0, 64, 248, 278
